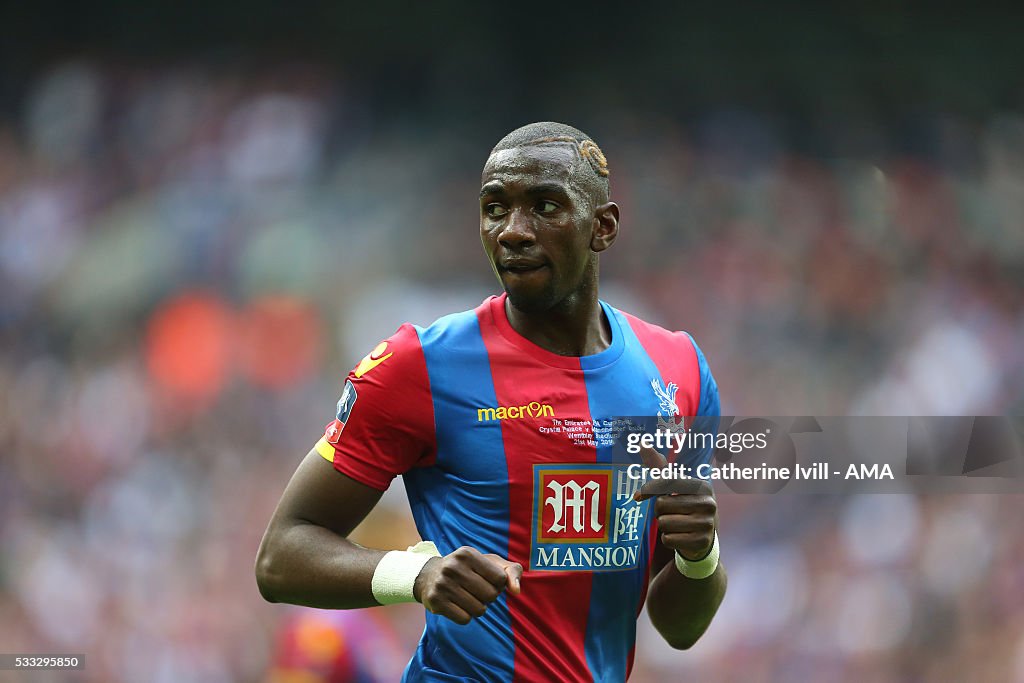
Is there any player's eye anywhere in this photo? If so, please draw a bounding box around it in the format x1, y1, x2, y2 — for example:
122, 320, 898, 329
485, 203, 508, 218
536, 200, 559, 214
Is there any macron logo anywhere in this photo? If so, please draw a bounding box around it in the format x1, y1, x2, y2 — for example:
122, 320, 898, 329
477, 402, 555, 422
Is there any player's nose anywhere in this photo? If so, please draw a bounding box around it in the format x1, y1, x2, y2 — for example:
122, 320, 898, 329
498, 207, 536, 249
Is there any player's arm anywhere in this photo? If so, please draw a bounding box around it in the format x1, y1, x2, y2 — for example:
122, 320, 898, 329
643, 334, 726, 649
255, 449, 522, 619
255, 448, 389, 608
256, 326, 521, 621
640, 468, 727, 650
256, 449, 523, 618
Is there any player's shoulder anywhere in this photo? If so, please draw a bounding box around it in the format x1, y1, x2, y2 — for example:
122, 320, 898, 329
609, 303, 716, 413
352, 298, 489, 374
414, 296, 492, 349
340, 322, 427, 394
609, 303, 700, 355
353, 321, 421, 369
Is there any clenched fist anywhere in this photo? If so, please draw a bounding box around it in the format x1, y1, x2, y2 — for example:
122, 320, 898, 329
413, 546, 523, 625
634, 444, 717, 561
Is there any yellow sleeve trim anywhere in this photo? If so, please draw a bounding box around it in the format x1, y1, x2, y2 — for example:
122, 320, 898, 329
315, 437, 335, 462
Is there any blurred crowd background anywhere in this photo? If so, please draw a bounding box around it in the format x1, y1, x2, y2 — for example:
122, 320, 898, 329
1, 5, 1023, 682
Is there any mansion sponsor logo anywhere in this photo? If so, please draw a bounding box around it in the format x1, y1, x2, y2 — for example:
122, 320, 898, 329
537, 470, 611, 543
531, 464, 651, 572
477, 401, 555, 422
536, 545, 640, 569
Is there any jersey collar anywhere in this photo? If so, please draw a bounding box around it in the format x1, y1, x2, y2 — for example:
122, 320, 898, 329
485, 293, 625, 370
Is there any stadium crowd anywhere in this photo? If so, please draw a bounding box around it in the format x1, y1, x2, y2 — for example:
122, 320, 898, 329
1, 61, 1022, 682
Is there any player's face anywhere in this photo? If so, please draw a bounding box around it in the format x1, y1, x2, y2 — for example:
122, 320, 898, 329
479, 145, 596, 313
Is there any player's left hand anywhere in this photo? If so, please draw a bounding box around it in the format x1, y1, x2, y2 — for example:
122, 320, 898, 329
633, 444, 717, 561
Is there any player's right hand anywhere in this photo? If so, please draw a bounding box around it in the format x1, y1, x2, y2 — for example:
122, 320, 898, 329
413, 546, 523, 625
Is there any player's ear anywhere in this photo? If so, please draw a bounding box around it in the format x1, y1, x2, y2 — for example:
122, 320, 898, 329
591, 202, 619, 253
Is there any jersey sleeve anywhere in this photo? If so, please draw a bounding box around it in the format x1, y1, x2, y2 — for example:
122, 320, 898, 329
691, 334, 720, 419
681, 333, 721, 475
313, 323, 436, 491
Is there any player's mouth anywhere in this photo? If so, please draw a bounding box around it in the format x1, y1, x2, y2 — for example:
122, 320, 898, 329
498, 258, 547, 274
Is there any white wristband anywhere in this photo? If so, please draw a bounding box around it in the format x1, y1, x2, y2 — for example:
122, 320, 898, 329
674, 531, 720, 580
371, 541, 441, 605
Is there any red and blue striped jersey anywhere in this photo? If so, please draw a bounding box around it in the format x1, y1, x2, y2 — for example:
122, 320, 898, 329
316, 294, 719, 682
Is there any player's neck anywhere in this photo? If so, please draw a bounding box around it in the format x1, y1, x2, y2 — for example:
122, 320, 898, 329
504, 293, 612, 357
